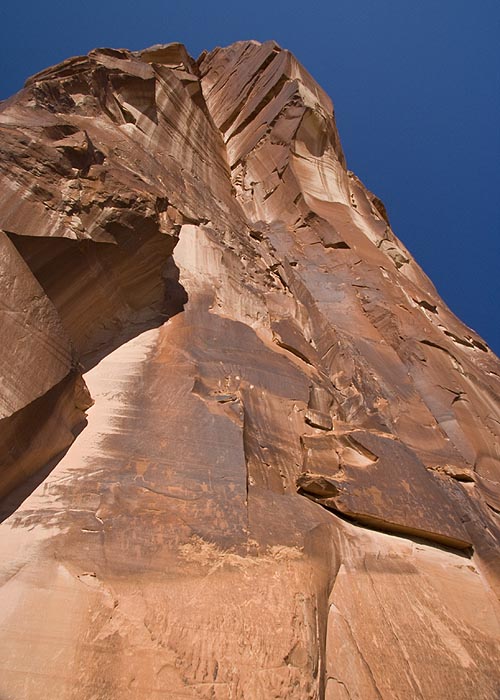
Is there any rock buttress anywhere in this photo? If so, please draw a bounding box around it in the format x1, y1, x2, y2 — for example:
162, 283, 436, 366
0, 40, 499, 700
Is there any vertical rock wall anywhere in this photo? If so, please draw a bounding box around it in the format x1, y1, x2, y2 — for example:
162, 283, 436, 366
0, 40, 499, 699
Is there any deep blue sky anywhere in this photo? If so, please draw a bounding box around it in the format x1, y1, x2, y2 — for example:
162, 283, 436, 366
1, 1, 499, 353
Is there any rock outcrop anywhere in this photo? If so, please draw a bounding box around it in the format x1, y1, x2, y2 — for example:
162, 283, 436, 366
0, 40, 499, 699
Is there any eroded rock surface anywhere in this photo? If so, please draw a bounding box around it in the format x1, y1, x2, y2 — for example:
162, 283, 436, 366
0, 40, 499, 699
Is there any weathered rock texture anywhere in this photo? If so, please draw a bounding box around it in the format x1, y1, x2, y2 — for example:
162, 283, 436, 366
0, 40, 499, 699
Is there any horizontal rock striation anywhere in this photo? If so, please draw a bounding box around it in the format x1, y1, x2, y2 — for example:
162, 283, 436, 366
0, 40, 499, 699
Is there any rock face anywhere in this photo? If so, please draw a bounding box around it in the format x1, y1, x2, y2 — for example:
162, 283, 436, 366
0, 40, 499, 699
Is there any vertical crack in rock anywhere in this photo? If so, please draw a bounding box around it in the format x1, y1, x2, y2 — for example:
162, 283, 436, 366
0, 40, 499, 700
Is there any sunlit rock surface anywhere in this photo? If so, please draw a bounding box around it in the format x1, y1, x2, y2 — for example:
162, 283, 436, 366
0, 40, 499, 699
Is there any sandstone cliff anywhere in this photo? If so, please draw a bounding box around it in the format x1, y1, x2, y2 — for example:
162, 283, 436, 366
0, 40, 499, 699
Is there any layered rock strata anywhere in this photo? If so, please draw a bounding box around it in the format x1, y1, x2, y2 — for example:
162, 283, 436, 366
0, 40, 499, 699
